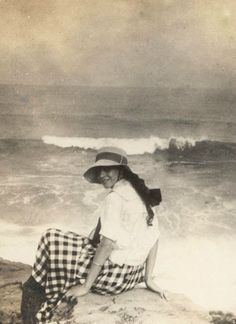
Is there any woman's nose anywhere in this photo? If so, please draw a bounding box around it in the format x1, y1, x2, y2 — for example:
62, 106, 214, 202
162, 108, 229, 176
100, 169, 107, 177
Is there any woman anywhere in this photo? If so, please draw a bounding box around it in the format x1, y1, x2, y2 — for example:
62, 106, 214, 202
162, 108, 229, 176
21, 146, 165, 324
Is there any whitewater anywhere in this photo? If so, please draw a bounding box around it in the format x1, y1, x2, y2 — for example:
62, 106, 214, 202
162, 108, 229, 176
42, 135, 211, 154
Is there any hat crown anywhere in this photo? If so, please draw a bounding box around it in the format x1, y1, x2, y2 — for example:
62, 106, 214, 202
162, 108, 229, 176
97, 146, 127, 158
96, 146, 128, 165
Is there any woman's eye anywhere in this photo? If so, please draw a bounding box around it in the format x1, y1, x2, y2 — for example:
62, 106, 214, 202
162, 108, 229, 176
103, 167, 111, 172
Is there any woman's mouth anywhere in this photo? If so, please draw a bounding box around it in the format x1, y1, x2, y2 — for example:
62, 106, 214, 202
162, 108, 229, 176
101, 177, 110, 181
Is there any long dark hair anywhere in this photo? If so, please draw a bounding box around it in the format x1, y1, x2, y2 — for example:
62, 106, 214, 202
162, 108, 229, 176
121, 167, 154, 226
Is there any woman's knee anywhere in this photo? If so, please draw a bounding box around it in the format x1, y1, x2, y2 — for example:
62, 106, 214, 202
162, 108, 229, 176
40, 228, 60, 242
35, 228, 60, 253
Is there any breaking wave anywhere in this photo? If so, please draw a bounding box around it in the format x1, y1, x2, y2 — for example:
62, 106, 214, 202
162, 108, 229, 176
42, 135, 204, 154
42, 135, 236, 162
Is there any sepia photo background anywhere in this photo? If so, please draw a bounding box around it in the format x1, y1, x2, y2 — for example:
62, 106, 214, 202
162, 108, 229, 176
0, 0, 236, 313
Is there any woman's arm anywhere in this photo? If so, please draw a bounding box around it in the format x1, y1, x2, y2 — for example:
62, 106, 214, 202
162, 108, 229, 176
145, 239, 159, 285
84, 236, 114, 290
145, 239, 167, 300
65, 193, 121, 301
64, 236, 114, 300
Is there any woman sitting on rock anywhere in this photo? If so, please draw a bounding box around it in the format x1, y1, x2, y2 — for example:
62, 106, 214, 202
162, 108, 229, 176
21, 146, 165, 324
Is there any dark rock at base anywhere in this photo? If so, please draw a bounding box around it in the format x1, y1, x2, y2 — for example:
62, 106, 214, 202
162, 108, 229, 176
0, 257, 31, 324
209, 310, 236, 324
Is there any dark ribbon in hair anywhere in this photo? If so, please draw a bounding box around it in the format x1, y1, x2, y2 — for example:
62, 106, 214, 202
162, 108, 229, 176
149, 188, 162, 207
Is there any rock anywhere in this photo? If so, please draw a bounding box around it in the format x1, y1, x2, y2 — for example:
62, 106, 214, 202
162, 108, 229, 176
209, 310, 236, 324
1, 257, 235, 324
0, 257, 31, 324
50, 287, 211, 324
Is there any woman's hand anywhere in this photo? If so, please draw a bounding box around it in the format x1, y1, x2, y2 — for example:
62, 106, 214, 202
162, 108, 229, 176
63, 284, 90, 303
145, 278, 168, 300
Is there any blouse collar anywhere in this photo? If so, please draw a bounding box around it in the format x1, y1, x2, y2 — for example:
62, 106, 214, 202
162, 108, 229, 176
110, 179, 138, 201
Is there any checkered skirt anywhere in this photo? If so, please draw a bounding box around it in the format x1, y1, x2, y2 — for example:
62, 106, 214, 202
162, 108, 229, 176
31, 228, 144, 323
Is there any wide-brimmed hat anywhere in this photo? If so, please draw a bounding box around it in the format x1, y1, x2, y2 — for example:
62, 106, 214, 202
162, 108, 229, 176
83, 146, 131, 183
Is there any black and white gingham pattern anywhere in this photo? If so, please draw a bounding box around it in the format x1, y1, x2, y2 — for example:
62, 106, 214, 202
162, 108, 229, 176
32, 228, 144, 323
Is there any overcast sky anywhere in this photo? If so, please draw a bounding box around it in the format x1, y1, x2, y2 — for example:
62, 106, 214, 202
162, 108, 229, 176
1, 0, 236, 88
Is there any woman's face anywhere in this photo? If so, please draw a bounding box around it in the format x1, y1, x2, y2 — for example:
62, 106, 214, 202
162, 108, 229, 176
99, 166, 120, 189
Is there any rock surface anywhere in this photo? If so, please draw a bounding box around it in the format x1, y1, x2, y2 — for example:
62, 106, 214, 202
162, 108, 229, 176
51, 288, 211, 324
1, 257, 235, 324
0, 257, 31, 324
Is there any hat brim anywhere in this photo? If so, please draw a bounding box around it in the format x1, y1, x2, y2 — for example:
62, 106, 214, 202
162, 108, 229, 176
83, 160, 131, 184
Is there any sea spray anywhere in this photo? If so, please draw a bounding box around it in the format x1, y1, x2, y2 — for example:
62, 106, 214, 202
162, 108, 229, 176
157, 235, 236, 312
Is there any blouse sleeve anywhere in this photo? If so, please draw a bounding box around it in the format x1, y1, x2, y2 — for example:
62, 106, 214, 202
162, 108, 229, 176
100, 191, 123, 242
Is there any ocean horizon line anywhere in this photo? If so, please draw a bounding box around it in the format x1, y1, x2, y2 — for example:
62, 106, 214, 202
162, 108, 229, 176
1, 82, 236, 90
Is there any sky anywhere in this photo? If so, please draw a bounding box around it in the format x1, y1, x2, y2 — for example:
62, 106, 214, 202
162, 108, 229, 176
0, 0, 236, 88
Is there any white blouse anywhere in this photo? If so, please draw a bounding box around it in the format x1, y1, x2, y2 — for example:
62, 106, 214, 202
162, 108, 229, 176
99, 179, 160, 266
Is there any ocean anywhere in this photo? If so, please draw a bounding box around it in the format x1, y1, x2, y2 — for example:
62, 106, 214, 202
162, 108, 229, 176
0, 85, 236, 313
